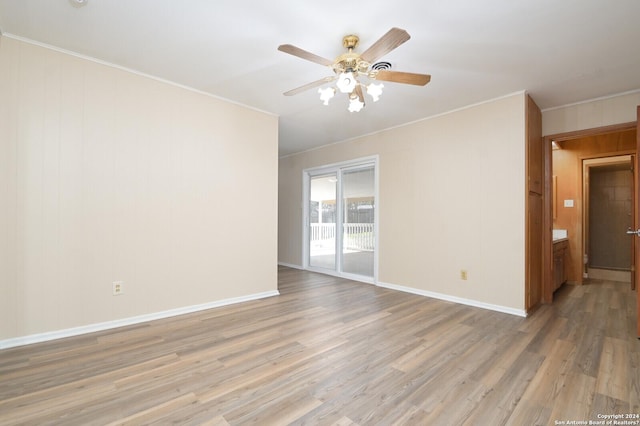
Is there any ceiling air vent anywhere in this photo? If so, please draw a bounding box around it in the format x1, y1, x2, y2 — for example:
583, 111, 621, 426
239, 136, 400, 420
371, 62, 392, 71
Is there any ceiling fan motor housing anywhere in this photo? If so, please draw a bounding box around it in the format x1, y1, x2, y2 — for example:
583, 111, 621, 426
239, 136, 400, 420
335, 35, 370, 74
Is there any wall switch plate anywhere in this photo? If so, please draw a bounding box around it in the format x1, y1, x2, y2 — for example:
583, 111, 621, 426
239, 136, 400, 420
113, 281, 124, 296
460, 270, 468, 280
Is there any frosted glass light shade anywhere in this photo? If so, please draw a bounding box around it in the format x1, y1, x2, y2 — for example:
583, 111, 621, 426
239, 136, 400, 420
337, 72, 357, 94
366, 83, 384, 102
348, 97, 364, 112
318, 87, 335, 105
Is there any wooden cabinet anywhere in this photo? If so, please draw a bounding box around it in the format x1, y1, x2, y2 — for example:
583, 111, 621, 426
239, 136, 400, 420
526, 94, 543, 311
527, 95, 543, 195
553, 240, 568, 291
527, 192, 543, 308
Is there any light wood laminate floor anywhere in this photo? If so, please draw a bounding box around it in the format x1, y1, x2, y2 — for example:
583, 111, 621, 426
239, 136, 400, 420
1, 266, 640, 425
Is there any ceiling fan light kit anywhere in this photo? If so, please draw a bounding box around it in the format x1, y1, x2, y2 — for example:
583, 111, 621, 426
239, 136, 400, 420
278, 28, 431, 112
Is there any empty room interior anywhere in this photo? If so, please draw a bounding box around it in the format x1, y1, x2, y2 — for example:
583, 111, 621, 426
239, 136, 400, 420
2, 1, 640, 424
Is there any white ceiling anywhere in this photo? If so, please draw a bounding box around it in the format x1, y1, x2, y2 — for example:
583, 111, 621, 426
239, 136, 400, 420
1, 0, 639, 157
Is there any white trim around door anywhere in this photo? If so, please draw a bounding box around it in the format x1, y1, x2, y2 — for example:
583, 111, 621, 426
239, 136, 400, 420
303, 156, 379, 284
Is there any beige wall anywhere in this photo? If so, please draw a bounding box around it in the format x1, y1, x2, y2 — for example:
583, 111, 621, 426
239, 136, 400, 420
279, 93, 527, 312
0, 36, 278, 341
543, 90, 640, 136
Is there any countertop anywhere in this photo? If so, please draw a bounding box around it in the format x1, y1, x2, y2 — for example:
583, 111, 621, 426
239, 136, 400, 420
553, 229, 568, 244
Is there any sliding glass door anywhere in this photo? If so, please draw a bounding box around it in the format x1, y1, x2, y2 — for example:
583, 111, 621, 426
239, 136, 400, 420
309, 174, 337, 270
341, 165, 375, 277
305, 158, 377, 281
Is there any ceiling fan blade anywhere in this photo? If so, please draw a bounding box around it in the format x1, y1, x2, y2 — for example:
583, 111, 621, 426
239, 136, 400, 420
360, 28, 411, 64
278, 44, 334, 67
374, 70, 431, 86
284, 76, 336, 96
354, 84, 365, 103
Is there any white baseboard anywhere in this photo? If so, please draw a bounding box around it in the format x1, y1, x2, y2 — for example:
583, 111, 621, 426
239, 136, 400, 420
283, 263, 376, 285
377, 281, 527, 317
277, 262, 304, 270
0, 290, 280, 350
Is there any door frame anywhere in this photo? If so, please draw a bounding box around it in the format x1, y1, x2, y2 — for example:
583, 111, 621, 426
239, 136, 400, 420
543, 121, 637, 304
582, 155, 633, 277
302, 155, 379, 284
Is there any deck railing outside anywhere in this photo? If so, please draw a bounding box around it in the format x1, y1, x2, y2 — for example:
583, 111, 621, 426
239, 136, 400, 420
310, 223, 374, 251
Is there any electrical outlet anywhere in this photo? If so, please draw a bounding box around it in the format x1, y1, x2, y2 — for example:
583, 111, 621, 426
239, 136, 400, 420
460, 270, 468, 280
112, 281, 124, 296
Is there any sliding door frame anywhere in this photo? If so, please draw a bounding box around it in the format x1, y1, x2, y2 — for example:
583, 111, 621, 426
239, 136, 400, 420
302, 155, 379, 284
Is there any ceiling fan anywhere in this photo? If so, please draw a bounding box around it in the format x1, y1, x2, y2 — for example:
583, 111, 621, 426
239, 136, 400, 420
278, 27, 431, 112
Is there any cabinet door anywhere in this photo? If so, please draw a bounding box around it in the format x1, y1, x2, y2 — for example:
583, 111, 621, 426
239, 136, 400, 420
560, 245, 567, 285
527, 192, 543, 309
552, 244, 566, 291
527, 95, 543, 195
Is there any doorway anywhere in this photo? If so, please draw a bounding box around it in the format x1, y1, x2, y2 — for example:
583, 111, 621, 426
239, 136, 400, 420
583, 156, 633, 282
545, 123, 637, 302
304, 157, 378, 282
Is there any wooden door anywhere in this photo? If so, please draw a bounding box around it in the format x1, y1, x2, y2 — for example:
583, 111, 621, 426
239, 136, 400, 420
631, 154, 636, 291
636, 106, 640, 337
